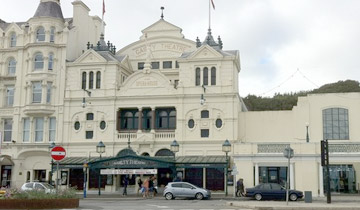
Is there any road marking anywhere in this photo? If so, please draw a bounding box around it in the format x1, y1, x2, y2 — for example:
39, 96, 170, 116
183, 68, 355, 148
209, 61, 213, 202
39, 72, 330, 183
147, 204, 170, 208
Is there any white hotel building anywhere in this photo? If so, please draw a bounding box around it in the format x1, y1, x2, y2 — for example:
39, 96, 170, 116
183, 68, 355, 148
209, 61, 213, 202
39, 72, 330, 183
1, 0, 360, 196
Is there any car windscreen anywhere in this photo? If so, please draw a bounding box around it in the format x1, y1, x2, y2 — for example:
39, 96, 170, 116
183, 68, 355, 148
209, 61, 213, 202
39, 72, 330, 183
42, 183, 55, 189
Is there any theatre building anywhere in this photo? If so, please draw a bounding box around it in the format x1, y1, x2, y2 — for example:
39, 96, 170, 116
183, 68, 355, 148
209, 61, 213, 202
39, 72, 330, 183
1, 0, 360, 196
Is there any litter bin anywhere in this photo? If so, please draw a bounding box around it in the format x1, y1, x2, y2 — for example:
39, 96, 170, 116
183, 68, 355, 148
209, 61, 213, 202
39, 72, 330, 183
304, 191, 312, 203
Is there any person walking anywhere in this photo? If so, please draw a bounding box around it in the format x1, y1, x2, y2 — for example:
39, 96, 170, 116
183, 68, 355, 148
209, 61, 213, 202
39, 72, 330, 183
236, 178, 245, 197
142, 177, 149, 198
149, 176, 154, 197
136, 176, 143, 195
152, 176, 158, 196
122, 176, 129, 196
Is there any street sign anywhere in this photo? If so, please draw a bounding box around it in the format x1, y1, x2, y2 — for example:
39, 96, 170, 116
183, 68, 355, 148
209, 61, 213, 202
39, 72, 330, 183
51, 146, 66, 161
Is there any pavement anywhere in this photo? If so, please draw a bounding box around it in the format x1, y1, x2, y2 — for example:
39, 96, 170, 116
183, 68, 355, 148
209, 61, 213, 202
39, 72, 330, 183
78, 191, 360, 209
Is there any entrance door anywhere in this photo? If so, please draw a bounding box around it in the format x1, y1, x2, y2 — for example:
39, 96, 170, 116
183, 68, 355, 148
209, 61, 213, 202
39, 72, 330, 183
206, 168, 224, 190
1, 165, 12, 187
69, 169, 84, 190
185, 168, 203, 187
268, 167, 279, 183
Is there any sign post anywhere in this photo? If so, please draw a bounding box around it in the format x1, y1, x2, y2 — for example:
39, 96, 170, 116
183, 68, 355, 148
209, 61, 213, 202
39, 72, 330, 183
51, 146, 66, 193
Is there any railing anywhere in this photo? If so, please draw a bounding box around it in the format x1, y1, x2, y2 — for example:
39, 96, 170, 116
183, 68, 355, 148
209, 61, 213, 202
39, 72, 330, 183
257, 144, 290, 154
155, 132, 175, 139
117, 133, 137, 140
329, 143, 360, 153
117, 131, 175, 141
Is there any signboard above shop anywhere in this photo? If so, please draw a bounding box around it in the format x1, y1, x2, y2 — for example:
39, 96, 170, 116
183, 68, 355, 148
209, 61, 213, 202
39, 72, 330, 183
101, 169, 158, 175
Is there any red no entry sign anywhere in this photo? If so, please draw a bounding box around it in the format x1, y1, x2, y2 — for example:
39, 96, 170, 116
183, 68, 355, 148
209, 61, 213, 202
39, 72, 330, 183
51, 146, 66, 161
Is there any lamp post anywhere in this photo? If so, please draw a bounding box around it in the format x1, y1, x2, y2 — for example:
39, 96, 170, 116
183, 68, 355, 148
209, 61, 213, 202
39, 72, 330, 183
222, 139, 231, 196
96, 141, 105, 196
48, 142, 56, 186
83, 163, 88, 198
170, 140, 179, 181
305, 122, 310, 143
283, 146, 294, 205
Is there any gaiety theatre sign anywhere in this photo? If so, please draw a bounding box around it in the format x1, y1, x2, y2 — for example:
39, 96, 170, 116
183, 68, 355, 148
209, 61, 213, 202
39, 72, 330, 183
133, 42, 191, 56
100, 157, 169, 168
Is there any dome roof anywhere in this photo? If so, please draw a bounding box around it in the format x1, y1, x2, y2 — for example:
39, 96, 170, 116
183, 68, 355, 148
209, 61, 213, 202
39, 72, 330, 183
33, 1, 64, 20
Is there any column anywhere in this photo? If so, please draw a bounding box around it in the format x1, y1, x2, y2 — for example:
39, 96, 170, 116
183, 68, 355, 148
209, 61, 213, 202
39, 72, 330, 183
41, 81, 47, 104
254, 163, 259, 186
137, 108, 142, 132
319, 163, 324, 197
26, 83, 31, 105
151, 107, 155, 132
290, 163, 294, 189
203, 168, 206, 189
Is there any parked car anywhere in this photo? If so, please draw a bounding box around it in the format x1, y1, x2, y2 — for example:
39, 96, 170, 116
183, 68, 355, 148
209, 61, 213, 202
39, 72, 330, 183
21, 182, 55, 194
245, 183, 303, 201
163, 182, 211, 200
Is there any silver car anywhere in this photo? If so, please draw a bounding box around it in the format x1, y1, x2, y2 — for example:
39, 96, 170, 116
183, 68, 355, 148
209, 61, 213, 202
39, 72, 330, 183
163, 182, 211, 200
21, 182, 55, 194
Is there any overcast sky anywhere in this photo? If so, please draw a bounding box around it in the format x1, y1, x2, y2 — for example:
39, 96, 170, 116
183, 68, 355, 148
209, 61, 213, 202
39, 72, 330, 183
1, 0, 359, 97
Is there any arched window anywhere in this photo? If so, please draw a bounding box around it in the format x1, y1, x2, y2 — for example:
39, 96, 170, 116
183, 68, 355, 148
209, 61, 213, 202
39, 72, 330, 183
155, 149, 174, 157
142, 110, 152, 130
201, 110, 209, 118
10, 32, 16, 47
195, 67, 200, 86
158, 111, 168, 129
8, 58, 16, 75
203, 67, 208, 86
48, 53, 53, 70
323, 108, 349, 140
156, 108, 176, 129
36, 26, 45, 42
96, 71, 101, 89
117, 148, 136, 156
86, 113, 94, 120
89, 71, 94, 89
34, 53, 44, 70
211, 67, 216, 85
141, 152, 150, 156
120, 110, 139, 130
82, 72, 86, 90
50, 27, 55, 42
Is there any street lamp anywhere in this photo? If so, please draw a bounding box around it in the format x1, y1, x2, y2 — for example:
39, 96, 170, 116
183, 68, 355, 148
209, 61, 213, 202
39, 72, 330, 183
305, 122, 310, 143
83, 163, 88, 198
283, 146, 294, 205
170, 140, 179, 181
48, 142, 56, 186
96, 141, 105, 196
222, 139, 231, 196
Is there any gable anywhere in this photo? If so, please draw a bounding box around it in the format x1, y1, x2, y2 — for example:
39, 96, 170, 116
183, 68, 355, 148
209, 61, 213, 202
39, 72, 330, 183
73, 50, 107, 64
4, 22, 23, 35
141, 19, 184, 39
188, 45, 224, 60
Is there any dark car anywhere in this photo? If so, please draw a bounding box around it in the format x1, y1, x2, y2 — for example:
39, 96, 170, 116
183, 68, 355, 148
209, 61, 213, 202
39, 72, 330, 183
245, 183, 303, 201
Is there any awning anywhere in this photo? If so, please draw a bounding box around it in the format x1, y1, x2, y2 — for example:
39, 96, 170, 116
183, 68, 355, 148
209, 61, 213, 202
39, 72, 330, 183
175, 156, 226, 168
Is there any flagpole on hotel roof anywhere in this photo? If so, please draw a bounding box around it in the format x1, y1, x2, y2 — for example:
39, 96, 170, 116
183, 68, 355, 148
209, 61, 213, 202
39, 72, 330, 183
209, 0, 211, 29
102, 0, 105, 35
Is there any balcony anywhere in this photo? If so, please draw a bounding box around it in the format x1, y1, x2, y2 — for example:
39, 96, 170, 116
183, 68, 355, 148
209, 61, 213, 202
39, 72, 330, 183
117, 130, 175, 142
23, 104, 55, 116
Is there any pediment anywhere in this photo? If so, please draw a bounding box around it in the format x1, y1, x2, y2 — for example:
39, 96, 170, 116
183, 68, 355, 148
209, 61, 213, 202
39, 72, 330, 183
119, 70, 175, 96
73, 50, 107, 64
188, 45, 224, 60
4, 23, 23, 34
141, 19, 184, 39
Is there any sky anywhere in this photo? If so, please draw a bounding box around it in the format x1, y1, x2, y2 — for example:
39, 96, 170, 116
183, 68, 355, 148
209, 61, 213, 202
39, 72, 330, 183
1, 0, 359, 97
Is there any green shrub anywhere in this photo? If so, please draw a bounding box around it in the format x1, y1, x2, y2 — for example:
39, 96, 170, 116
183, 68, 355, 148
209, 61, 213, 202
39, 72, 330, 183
1, 187, 77, 200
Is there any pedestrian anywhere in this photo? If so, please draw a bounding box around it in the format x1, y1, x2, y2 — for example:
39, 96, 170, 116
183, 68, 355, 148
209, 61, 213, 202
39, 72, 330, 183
142, 177, 149, 198
236, 178, 245, 197
136, 176, 143, 195
152, 176, 158, 196
122, 176, 129, 195
149, 176, 154, 197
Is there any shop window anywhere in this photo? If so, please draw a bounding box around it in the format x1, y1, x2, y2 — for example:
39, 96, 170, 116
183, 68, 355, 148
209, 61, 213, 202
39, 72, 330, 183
138, 62, 144, 70
201, 129, 209, 138
201, 110, 209, 118
323, 108, 349, 140
188, 119, 195, 128
86, 131, 93, 139
163, 61, 172, 69
34, 170, 46, 182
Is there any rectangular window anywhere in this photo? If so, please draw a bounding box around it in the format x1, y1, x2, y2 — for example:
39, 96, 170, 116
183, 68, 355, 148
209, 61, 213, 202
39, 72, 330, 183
151, 62, 159, 69
138, 62, 144, 70
23, 118, 30, 142
3, 119, 13, 142
32, 82, 42, 103
175, 61, 179, 68
163, 61, 172, 69
211, 67, 216, 85
86, 113, 94, 120
195, 68, 200, 86
49, 117, 56, 142
6, 85, 15, 107
35, 117, 44, 142
201, 110, 209, 118
203, 67, 208, 86
46, 82, 52, 103
323, 108, 349, 140
201, 129, 209, 138
86, 131, 93, 139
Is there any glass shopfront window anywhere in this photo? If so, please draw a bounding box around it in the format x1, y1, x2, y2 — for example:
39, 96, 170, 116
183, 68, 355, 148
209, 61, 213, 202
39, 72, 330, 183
259, 167, 287, 187
325, 165, 357, 194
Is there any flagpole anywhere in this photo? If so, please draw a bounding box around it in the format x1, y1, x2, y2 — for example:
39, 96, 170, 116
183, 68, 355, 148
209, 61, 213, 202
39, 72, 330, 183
102, 0, 105, 35
209, 0, 211, 29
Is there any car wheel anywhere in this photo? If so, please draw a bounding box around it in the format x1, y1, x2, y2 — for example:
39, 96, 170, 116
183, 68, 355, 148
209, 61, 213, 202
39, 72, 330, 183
289, 193, 298, 201
254, 193, 262, 201
165, 192, 173, 200
195, 193, 204, 200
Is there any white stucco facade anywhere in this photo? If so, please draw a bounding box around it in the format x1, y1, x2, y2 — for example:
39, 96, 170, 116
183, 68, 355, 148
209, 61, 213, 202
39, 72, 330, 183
1, 0, 359, 196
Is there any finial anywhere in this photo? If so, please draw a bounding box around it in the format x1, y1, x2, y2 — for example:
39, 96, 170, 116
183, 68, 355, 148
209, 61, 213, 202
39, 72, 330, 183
113, 45, 116, 54
97, 41, 100, 50
87, 42, 90, 49
107, 41, 111, 49
196, 37, 201, 48
160, 7, 165, 19
90, 44, 93, 49
218, 36, 223, 49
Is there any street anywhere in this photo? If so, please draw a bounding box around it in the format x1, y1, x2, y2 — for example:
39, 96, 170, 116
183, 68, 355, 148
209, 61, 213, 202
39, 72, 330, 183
75, 198, 251, 210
